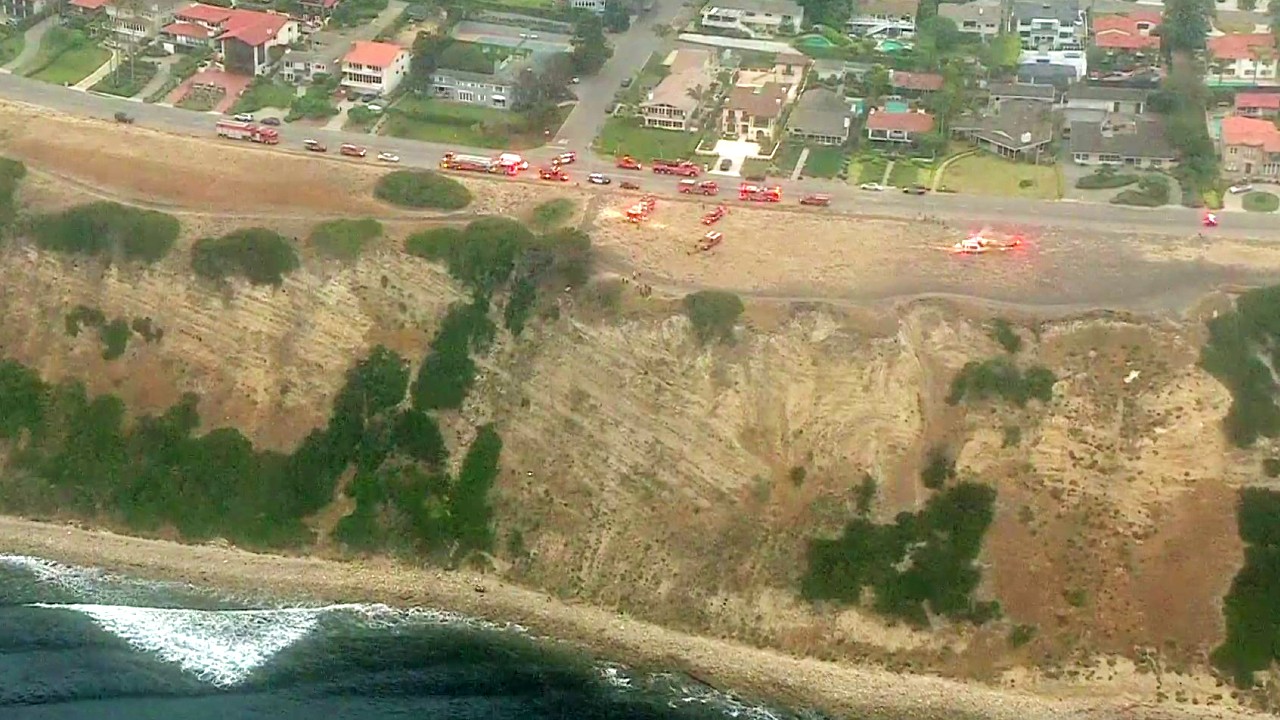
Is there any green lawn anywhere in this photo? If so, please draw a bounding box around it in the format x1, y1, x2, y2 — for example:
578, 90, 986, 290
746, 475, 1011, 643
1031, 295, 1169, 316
90, 60, 159, 98
801, 146, 848, 178
938, 153, 1060, 199
887, 161, 917, 188
1243, 191, 1280, 212
593, 116, 699, 161
381, 96, 562, 150
231, 80, 296, 114
0, 31, 24, 67
854, 156, 888, 184
32, 45, 111, 85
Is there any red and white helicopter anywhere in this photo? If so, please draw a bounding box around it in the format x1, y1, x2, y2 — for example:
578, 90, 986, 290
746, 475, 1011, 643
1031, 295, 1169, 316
946, 229, 1025, 255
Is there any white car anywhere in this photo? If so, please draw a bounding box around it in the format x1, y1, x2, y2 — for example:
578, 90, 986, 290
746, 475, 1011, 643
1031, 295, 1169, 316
377, 152, 400, 163
367, 104, 384, 113
233, 113, 254, 122
1228, 183, 1254, 194
859, 182, 887, 191
588, 173, 610, 185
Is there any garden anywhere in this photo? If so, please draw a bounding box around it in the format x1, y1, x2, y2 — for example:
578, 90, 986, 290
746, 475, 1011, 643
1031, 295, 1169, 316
23, 28, 110, 86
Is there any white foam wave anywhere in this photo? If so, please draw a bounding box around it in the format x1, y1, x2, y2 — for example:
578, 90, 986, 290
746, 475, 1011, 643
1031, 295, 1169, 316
0, 555, 112, 595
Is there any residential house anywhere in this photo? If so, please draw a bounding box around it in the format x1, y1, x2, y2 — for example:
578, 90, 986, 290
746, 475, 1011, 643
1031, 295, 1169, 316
734, 52, 804, 103
297, 0, 340, 24
865, 108, 934, 144
110, 0, 180, 50
1016, 61, 1078, 89
700, 0, 804, 39
939, 0, 1002, 40
1234, 92, 1280, 118
890, 70, 944, 97
164, 4, 299, 75
845, 0, 917, 39
1206, 33, 1278, 86
569, 0, 607, 13
341, 40, 409, 95
639, 48, 715, 130
432, 54, 538, 111
1, 0, 47, 22
1064, 85, 1148, 114
1090, 10, 1160, 54
1010, 0, 1084, 51
787, 88, 852, 145
952, 99, 1055, 161
987, 81, 1056, 104
812, 58, 847, 83
1069, 115, 1175, 168
722, 82, 791, 141
65, 0, 110, 21
280, 48, 340, 83
1220, 115, 1280, 179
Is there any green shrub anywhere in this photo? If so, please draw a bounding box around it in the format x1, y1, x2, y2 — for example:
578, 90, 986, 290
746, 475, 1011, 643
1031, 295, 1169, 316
1008, 624, 1037, 648
64, 305, 105, 337
191, 228, 300, 285
131, 317, 163, 344
0, 157, 26, 234
98, 318, 131, 360
309, 218, 382, 261
947, 357, 1056, 407
1075, 171, 1138, 190
801, 482, 999, 626
449, 424, 501, 553
375, 170, 472, 209
29, 202, 179, 263
410, 299, 495, 411
405, 226, 465, 261
1111, 175, 1169, 207
854, 474, 877, 516
530, 198, 575, 231
989, 318, 1022, 353
1199, 285, 1280, 447
1242, 191, 1279, 213
683, 290, 744, 344
920, 446, 955, 489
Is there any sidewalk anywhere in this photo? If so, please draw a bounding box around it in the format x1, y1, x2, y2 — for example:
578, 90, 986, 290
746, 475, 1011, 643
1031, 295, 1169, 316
73, 51, 118, 91
2, 17, 55, 74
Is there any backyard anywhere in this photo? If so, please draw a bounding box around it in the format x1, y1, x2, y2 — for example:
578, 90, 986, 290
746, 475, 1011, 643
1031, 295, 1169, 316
937, 152, 1060, 199
24, 28, 110, 86
381, 96, 563, 150
594, 116, 700, 162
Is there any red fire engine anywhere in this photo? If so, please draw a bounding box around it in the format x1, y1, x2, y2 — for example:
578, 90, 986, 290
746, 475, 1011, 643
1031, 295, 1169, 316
625, 196, 657, 223
702, 206, 726, 225
440, 152, 501, 173
616, 155, 643, 170
738, 183, 782, 202
652, 158, 700, 177
215, 120, 279, 145
678, 179, 719, 195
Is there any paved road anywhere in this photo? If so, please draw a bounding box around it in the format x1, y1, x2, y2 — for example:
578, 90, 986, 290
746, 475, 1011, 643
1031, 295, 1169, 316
0, 66, 1277, 240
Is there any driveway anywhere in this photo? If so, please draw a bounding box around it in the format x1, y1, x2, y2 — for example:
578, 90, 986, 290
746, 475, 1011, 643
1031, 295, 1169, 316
2, 17, 54, 74
552, 0, 689, 152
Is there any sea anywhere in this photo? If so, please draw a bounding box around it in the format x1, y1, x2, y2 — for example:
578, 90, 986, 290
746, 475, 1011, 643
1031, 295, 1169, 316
0, 555, 831, 720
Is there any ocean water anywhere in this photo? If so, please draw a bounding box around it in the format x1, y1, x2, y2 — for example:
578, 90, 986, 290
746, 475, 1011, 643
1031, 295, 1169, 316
0, 555, 829, 720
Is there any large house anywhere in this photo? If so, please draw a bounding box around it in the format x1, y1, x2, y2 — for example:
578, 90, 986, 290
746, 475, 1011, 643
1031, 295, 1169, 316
845, 0, 917, 39
341, 40, 409, 95
722, 82, 791, 141
65, 0, 110, 20
1064, 85, 1148, 114
1091, 10, 1160, 53
952, 99, 1055, 161
106, 0, 177, 50
865, 108, 934, 144
1069, 115, 1175, 168
280, 48, 341, 84
163, 4, 299, 75
1220, 115, 1280, 180
1207, 33, 1278, 86
0, 0, 47, 22
1010, 0, 1084, 51
988, 81, 1057, 104
890, 70, 944, 96
432, 53, 538, 111
700, 0, 804, 39
639, 49, 715, 131
786, 88, 852, 146
1235, 92, 1280, 118
939, 0, 1002, 40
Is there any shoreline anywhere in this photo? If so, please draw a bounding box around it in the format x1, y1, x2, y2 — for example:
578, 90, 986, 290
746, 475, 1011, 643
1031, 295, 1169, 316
0, 515, 1258, 720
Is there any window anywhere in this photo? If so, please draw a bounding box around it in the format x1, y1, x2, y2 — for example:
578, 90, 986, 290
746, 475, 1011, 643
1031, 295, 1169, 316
1098, 153, 1121, 163
1229, 146, 1238, 155
1072, 153, 1087, 162
457, 90, 475, 102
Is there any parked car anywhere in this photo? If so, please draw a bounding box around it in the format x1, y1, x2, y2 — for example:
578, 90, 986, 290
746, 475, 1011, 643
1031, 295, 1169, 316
113, 111, 134, 124
303, 139, 326, 152
620, 181, 641, 190
377, 152, 400, 163
233, 113, 254, 122
859, 182, 887, 191
360, 92, 378, 103
588, 173, 611, 185
554, 151, 577, 165
903, 184, 928, 195
260, 117, 281, 126
367, 104, 384, 113
718, 158, 731, 171
1228, 183, 1254, 194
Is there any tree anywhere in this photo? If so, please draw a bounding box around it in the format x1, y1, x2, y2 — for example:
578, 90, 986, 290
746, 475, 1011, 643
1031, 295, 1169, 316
984, 33, 1021, 73
408, 31, 451, 95
603, 0, 631, 32
797, 0, 851, 28
1159, 0, 1212, 57
865, 64, 891, 103
1272, 0, 1280, 34
916, 15, 961, 66
571, 14, 612, 75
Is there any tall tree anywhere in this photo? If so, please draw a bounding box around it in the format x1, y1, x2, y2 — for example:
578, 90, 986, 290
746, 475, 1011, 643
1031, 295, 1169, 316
603, 0, 631, 32
1160, 0, 1213, 56
571, 14, 612, 75
407, 32, 451, 95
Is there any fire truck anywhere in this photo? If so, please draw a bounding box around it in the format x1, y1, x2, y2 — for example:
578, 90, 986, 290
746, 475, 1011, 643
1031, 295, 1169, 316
678, 179, 719, 195
616, 155, 642, 170
702, 206, 726, 225
538, 166, 570, 181
626, 196, 657, 223
496, 152, 529, 173
440, 152, 499, 173
738, 183, 781, 202
652, 158, 700, 177
215, 120, 279, 145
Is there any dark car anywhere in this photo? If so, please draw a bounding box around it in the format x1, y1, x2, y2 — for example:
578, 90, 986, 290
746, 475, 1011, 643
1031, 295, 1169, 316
718, 158, 731, 171
260, 117, 281, 126
620, 181, 640, 190
903, 184, 928, 195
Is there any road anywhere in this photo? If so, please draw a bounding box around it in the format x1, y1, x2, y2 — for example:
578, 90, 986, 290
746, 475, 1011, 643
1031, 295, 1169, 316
0, 65, 1277, 240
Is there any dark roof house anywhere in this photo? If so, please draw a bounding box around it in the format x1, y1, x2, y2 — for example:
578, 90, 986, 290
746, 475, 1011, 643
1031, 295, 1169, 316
787, 88, 852, 145
1069, 115, 1176, 166
952, 99, 1055, 160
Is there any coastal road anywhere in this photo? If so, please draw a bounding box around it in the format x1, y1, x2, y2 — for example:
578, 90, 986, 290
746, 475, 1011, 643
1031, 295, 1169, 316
1, 70, 1278, 240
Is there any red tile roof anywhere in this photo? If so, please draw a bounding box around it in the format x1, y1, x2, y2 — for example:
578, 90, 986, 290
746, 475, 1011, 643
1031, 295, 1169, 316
175, 4, 291, 48
343, 40, 404, 68
1207, 33, 1277, 61
1092, 12, 1161, 50
890, 71, 944, 92
163, 21, 213, 39
1236, 92, 1280, 110
1222, 115, 1280, 152
175, 3, 233, 23
866, 109, 935, 133
69, 0, 111, 10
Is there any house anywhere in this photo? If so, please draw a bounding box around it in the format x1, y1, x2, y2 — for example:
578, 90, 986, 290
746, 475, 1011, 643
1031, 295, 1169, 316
700, 0, 804, 39
952, 99, 1055, 161
341, 40, 409, 96
280, 48, 341, 83
1016, 62, 1078, 89
722, 82, 791, 141
813, 58, 847, 83
787, 88, 852, 145
1064, 85, 1148, 114
569, 0, 607, 13
1010, 0, 1084, 51
1234, 92, 1280, 118
1069, 115, 1175, 168
939, 0, 1002, 40
734, 53, 804, 103
987, 81, 1057, 104
865, 108, 934, 144
1206, 33, 1278, 86
297, 0, 340, 23
65, 0, 110, 20
1091, 10, 1160, 53
890, 70, 944, 96
0, 0, 47, 22
639, 48, 715, 130
846, 0, 917, 39
1220, 115, 1280, 179
433, 53, 537, 111
164, 4, 299, 75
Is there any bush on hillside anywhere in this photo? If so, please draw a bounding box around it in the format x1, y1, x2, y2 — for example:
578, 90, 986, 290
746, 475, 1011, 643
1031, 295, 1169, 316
921, 446, 956, 489
683, 290, 744, 344
946, 356, 1056, 407
1199, 284, 1280, 447
29, 202, 179, 263
0, 157, 26, 234
1213, 488, 1280, 686
309, 218, 383, 261
191, 228, 300, 286
410, 299, 495, 411
1110, 175, 1170, 207
530, 198, 576, 231
989, 318, 1022, 353
375, 170, 472, 210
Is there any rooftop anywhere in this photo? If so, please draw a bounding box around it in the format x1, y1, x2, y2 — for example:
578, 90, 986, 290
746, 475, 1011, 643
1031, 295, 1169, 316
788, 88, 851, 137
853, 0, 920, 17
176, 4, 291, 47
163, 21, 212, 38
666, 48, 712, 74
1221, 115, 1280, 152
938, 0, 1001, 24
1069, 116, 1175, 158
726, 82, 791, 118
1065, 85, 1149, 102
891, 70, 944, 91
704, 0, 803, 16
1092, 11, 1161, 50
344, 40, 404, 68
1011, 0, 1081, 25
866, 108, 935, 133
644, 64, 713, 111
988, 81, 1056, 99
953, 99, 1054, 151
1236, 92, 1280, 110
69, 0, 111, 10
1207, 32, 1275, 61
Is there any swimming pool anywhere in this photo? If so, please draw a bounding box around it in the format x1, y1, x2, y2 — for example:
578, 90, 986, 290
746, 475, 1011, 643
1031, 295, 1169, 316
876, 39, 911, 53
885, 100, 910, 113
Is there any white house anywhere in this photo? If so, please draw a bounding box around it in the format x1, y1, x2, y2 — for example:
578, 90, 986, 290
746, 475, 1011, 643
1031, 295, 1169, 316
568, 0, 606, 13
341, 40, 411, 96
1207, 33, 1278, 86
1010, 0, 1084, 51
939, 0, 1001, 40
164, 4, 299, 75
845, 0, 918, 39
700, 0, 804, 38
